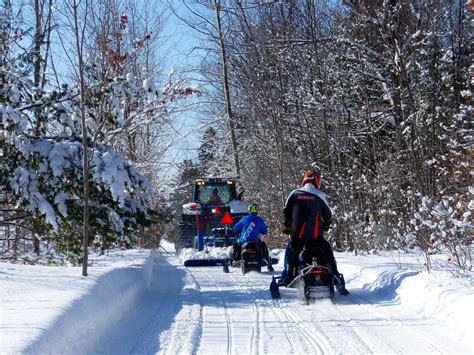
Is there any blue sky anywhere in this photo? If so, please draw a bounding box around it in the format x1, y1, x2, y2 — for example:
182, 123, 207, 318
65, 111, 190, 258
10, 0, 210, 179
159, 2, 206, 165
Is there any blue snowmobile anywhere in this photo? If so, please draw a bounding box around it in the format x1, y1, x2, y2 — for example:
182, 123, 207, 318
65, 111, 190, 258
223, 240, 278, 274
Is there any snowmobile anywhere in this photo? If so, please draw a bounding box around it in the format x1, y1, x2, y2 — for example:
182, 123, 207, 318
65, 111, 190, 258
223, 241, 278, 274
269, 247, 347, 303
239, 241, 262, 274
177, 178, 251, 267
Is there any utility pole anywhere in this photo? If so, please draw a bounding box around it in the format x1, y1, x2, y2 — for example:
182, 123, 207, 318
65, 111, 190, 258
214, 0, 240, 176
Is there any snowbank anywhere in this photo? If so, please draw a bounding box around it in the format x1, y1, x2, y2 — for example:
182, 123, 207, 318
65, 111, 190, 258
397, 270, 474, 341
0, 250, 156, 354
336, 251, 474, 345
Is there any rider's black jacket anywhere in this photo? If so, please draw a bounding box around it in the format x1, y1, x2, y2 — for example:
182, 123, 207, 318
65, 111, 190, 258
283, 183, 332, 243
283, 183, 339, 274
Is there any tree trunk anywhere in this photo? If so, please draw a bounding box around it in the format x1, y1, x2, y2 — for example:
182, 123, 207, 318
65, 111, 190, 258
72, 0, 90, 276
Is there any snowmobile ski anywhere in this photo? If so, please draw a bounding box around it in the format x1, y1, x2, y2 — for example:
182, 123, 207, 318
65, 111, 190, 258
183, 259, 227, 267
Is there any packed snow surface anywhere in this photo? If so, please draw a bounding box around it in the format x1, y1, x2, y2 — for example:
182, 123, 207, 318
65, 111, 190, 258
1, 242, 472, 354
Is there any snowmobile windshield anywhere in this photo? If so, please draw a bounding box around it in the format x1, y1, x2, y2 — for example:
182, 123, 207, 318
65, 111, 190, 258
195, 182, 236, 205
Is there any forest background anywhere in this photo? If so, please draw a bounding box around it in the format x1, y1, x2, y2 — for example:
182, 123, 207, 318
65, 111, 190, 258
0, 0, 472, 272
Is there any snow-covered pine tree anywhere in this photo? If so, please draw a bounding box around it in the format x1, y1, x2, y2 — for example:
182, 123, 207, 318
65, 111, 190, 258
1, 1, 191, 263
0, 47, 156, 261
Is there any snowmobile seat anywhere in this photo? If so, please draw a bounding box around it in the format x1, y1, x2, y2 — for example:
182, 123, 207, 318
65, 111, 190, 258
299, 245, 331, 269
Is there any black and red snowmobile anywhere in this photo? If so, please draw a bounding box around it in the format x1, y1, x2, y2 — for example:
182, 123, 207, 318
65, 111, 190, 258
269, 247, 348, 303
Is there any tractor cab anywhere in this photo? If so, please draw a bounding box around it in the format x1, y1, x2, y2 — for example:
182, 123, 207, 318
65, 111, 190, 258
178, 178, 250, 257
193, 178, 238, 205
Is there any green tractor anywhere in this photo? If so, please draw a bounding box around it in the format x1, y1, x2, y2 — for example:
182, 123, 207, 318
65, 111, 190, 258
177, 178, 251, 266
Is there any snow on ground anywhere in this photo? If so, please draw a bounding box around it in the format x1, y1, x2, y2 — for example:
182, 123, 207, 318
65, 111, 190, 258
0, 249, 156, 354
178, 245, 233, 263
0, 242, 473, 354
178, 244, 282, 264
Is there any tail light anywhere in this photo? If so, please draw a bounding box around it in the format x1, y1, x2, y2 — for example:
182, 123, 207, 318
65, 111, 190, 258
310, 268, 327, 275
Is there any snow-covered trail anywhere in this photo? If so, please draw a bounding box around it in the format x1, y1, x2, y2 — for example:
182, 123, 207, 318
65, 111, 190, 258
90, 253, 469, 355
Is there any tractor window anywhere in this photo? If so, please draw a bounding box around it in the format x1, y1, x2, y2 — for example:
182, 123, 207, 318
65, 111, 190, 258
195, 183, 236, 205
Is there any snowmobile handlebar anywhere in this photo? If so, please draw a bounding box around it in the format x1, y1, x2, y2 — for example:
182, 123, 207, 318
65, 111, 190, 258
299, 263, 331, 276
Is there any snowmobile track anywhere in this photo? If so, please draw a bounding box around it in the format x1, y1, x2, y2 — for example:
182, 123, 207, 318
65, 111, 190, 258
235, 271, 393, 354
233, 270, 331, 354
182, 260, 466, 355
272, 298, 333, 355
227, 274, 262, 354
227, 273, 299, 354
230, 270, 335, 354
202, 270, 235, 355
332, 301, 402, 353
156, 264, 204, 355
348, 293, 449, 354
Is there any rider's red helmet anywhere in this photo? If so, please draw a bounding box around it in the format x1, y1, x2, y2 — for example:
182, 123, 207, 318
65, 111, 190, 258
303, 167, 322, 188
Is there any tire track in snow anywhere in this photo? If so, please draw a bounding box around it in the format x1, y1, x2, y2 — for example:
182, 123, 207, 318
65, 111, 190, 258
204, 271, 235, 355
232, 270, 324, 355
331, 302, 402, 354
228, 273, 281, 355
273, 298, 333, 355
285, 292, 390, 354
227, 274, 260, 354
157, 263, 203, 355
348, 293, 449, 354
267, 299, 305, 354
260, 276, 378, 355
273, 291, 396, 354
183, 263, 448, 355
225, 269, 302, 354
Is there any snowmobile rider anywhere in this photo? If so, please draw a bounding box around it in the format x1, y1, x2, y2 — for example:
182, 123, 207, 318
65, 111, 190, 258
232, 204, 274, 271
281, 167, 349, 295
207, 187, 223, 205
